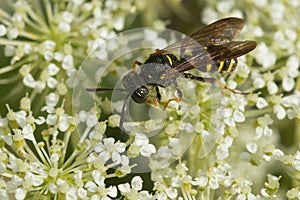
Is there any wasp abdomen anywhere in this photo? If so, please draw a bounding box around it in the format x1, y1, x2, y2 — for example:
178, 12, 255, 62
216, 58, 237, 72
205, 58, 237, 73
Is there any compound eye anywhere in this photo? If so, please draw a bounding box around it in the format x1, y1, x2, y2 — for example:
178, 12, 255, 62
131, 86, 149, 104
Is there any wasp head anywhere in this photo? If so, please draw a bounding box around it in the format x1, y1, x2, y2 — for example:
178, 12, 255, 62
131, 86, 149, 104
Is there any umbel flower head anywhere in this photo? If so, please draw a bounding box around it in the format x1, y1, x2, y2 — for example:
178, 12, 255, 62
0, 93, 145, 199
0, 0, 138, 101
1, 0, 300, 199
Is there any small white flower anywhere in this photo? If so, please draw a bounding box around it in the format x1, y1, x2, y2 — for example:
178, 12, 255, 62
95, 138, 126, 163
246, 142, 258, 154
77, 187, 87, 199
7, 28, 18, 39
191, 176, 208, 188
43, 51, 53, 61
287, 188, 300, 199
15, 188, 26, 200
209, 177, 219, 190
140, 144, 156, 157
43, 40, 56, 51
0, 24, 7, 36
233, 110, 245, 122
85, 170, 117, 199
4, 45, 15, 57
255, 43, 276, 68
23, 74, 36, 88
48, 63, 60, 76
59, 22, 71, 32
132, 134, 156, 157
236, 194, 246, 200
292, 151, 300, 171
165, 187, 178, 199
118, 176, 143, 194
272, 149, 284, 160
62, 11, 74, 23
15, 111, 26, 127
267, 81, 278, 94
269, 2, 285, 24
46, 114, 57, 126
45, 93, 60, 108
255, 114, 273, 138
86, 114, 98, 127
24, 171, 43, 187
114, 17, 125, 31
216, 144, 229, 160
22, 124, 34, 141
256, 97, 268, 109
157, 146, 172, 159
62, 54, 74, 71
47, 77, 58, 89
78, 110, 87, 122
34, 81, 46, 92
281, 55, 299, 92
66, 187, 78, 200
253, 0, 267, 8
108, 114, 120, 127
273, 104, 286, 120
95, 48, 108, 60
58, 115, 70, 132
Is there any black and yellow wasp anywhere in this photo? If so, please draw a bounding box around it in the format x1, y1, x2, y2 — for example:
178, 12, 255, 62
87, 17, 257, 128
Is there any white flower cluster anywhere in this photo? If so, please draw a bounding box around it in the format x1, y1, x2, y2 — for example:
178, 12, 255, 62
200, 0, 300, 199
0, 0, 138, 98
1, 0, 300, 199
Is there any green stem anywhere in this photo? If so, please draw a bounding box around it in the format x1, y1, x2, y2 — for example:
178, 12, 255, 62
0, 38, 37, 46
188, 134, 208, 177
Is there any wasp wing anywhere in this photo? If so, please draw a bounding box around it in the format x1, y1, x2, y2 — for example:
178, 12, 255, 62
158, 17, 245, 56
189, 17, 245, 46
207, 40, 257, 61
166, 40, 256, 74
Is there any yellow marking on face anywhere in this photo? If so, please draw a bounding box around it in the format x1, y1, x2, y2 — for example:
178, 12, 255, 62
217, 61, 224, 72
206, 64, 212, 72
166, 55, 173, 66
227, 59, 235, 72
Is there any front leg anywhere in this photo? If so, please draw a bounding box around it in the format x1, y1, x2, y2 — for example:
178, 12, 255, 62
163, 81, 183, 109
155, 85, 161, 102
183, 73, 250, 95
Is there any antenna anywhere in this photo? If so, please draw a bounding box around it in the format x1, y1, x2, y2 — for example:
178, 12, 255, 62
86, 86, 129, 132
86, 87, 126, 92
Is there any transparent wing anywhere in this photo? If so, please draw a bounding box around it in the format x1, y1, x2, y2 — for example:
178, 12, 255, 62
157, 17, 245, 56
153, 17, 256, 75
167, 40, 257, 74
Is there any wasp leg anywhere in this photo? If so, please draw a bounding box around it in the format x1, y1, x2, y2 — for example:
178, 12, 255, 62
163, 82, 183, 109
155, 85, 162, 102
132, 60, 142, 70
145, 97, 159, 106
183, 73, 250, 95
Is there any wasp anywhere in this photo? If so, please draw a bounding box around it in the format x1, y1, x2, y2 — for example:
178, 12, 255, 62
86, 17, 257, 129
